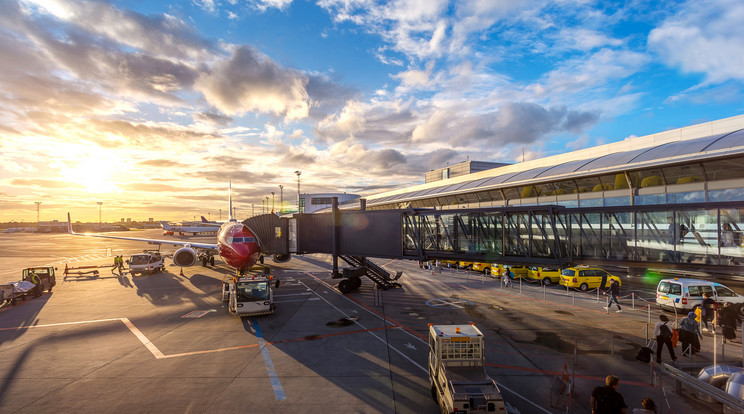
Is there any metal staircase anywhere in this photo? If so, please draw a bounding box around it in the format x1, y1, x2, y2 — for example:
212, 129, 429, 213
337, 255, 402, 293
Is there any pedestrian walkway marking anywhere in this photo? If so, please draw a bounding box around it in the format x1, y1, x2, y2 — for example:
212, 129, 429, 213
426, 298, 474, 309
251, 319, 287, 401
181, 309, 216, 318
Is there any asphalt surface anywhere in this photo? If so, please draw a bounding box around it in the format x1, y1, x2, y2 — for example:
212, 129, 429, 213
0, 230, 739, 413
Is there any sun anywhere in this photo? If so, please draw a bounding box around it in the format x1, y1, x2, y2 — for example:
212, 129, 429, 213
63, 158, 119, 193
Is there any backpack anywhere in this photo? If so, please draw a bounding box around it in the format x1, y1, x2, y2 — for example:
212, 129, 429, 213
659, 323, 672, 340
595, 388, 618, 412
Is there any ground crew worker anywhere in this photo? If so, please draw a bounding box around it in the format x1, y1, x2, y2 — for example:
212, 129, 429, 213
29, 270, 42, 297
112, 256, 119, 273
118, 255, 125, 271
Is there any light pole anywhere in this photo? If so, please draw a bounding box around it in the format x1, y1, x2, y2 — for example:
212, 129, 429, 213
34, 202, 41, 227
279, 185, 283, 214
219, 208, 222, 221
265, 196, 269, 214
96, 202, 102, 228
261, 199, 265, 214
294, 170, 301, 213
271, 192, 275, 213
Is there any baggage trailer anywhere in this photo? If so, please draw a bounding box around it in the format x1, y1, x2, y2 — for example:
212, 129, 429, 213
1, 281, 38, 306
428, 323, 505, 413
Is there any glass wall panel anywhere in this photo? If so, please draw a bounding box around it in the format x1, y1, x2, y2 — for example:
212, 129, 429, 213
597, 174, 619, 190
632, 168, 665, 188
636, 194, 666, 205
575, 176, 601, 193
502, 187, 520, 201
580, 198, 603, 207
553, 179, 577, 195
719, 208, 744, 265
663, 163, 704, 185
605, 196, 631, 206
703, 156, 744, 181
709, 188, 744, 202
668, 191, 705, 204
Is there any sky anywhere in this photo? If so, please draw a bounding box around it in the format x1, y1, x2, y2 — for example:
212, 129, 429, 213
1, 0, 743, 223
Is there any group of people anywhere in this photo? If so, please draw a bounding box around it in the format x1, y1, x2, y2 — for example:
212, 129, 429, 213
591, 375, 657, 413
654, 293, 742, 364
111, 255, 125, 273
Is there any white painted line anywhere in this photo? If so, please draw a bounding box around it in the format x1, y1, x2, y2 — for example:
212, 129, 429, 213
297, 279, 427, 373
274, 297, 320, 303
121, 317, 165, 359
274, 292, 312, 297
495, 381, 552, 414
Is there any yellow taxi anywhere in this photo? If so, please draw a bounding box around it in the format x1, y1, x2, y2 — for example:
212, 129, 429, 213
491, 265, 529, 279
559, 266, 621, 291
472, 262, 498, 275
527, 266, 562, 285
457, 261, 474, 270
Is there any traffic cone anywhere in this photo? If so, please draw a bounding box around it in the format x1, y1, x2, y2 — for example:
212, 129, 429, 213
179, 268, 184, 277
64, 263, 68, 276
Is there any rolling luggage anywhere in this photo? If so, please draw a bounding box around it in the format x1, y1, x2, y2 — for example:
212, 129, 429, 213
636, 340, 655, 363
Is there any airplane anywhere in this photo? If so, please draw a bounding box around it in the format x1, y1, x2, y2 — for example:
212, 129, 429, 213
67, 184, 290, 274
160, 221, 220, 236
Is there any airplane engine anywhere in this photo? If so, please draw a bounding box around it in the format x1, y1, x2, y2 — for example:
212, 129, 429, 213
173, 246, 198, 267
272, 253, 291, 263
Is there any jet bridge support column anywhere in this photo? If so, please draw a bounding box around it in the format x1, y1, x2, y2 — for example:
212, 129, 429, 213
331, 197, 341, 279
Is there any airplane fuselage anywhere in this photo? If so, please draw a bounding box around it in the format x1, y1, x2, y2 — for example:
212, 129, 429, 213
216, 221, 261, 273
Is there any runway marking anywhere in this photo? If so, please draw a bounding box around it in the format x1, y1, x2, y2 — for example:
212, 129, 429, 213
251, 319, 286, 401
298, 277, 428, 373
121, 317, 165, 359
425, 297, 474, 309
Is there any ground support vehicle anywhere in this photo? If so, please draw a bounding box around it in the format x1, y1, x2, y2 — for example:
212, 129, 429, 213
127, 250, 166, 275
428, 323, 505, 413
656, 278, 744, 315
222, 268, 277, 317
22, 266, 56, 293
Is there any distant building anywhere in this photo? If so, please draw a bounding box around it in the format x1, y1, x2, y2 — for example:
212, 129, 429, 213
425, 160, 509, 184
300, 193, 361, 214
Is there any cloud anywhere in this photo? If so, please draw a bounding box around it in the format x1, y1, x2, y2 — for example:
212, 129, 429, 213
10, 178, 83, 189
648, 0, 744, 84
412, 102, 599, 146
195, 46, 311, 120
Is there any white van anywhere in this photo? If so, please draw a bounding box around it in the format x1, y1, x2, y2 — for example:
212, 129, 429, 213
656, 278, 744, 314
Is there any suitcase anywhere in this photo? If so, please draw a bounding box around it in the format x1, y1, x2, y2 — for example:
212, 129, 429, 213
636, 340, 655, 363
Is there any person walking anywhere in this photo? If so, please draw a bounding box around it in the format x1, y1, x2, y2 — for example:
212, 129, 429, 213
603, 278, 622, 313
590, 375, 627, 414
654, 314, 677, 364
701, 292, 717, 332
503, 267, 513, 287
719, 302, 741, 342
679, 312, 702, 355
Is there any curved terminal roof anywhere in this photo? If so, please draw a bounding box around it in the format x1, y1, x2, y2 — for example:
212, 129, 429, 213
353, 124, 744, 208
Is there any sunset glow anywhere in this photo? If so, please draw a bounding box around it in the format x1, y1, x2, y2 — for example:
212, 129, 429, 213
1, 0, 742, 223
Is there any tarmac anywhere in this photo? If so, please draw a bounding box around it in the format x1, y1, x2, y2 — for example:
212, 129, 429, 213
0, 230, 739, 413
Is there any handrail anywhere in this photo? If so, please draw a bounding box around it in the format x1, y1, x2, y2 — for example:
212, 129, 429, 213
661, 363, 744, 411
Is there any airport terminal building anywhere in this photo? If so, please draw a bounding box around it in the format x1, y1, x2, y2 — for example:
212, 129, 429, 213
301, 114, 744, 272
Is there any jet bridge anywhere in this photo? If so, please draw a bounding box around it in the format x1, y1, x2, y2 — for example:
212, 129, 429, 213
245, 199, 744, 293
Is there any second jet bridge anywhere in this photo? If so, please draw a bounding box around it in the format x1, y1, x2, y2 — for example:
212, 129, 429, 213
243, 204, 569, 293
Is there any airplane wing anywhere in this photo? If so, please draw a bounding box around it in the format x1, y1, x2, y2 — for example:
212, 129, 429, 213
68, 213, 218, 250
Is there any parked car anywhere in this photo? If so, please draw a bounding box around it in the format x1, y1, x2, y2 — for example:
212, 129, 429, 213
656, 278, 744, 314
559, 266, 620, 291
472, 262, 498, 275
491, 264, 529, 279
527, 266, 562, 285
